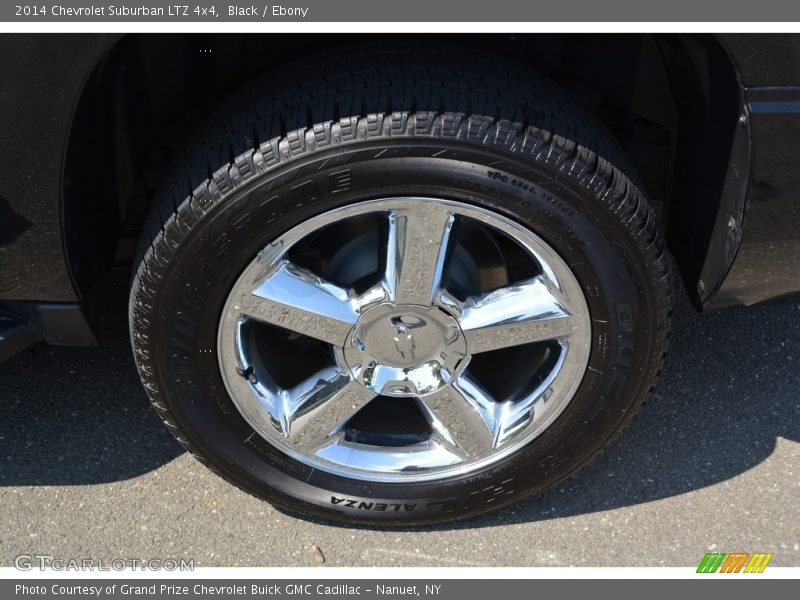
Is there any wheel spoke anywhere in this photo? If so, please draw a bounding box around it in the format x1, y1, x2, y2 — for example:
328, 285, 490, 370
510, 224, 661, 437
459, 276, 578, 354
385, 203, 455, 304
233, 260, 359, 346
491, 394, 539, 448
417, 374, 497, 459
281, 369, 378, 453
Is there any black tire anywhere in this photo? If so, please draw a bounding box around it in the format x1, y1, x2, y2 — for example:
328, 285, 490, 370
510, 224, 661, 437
130, 43, 672, 526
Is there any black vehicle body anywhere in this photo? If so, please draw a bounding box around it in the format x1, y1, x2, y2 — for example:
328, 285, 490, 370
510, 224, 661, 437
0, 33, 799, 358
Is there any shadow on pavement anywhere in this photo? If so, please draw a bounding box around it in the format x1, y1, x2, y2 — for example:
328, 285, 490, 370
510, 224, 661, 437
1, 270, 798, 528
0, 270, 182, 485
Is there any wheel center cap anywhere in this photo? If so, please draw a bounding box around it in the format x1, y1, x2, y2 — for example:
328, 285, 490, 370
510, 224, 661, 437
343, 303, 468, 397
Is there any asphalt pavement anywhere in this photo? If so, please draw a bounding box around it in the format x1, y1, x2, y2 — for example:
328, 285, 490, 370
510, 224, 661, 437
1, 270, 798, 567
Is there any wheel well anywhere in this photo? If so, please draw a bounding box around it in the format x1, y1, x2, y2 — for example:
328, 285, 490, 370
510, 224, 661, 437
63, 33, 741, 303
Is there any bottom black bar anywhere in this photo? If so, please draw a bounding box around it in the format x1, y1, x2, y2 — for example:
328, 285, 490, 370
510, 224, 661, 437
2, 579, 792, 600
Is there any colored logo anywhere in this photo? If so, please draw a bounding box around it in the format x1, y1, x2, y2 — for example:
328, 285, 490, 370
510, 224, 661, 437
697, 552, 773, 573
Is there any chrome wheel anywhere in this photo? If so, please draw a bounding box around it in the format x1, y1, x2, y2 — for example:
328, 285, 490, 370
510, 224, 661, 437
218, 197, 591, 482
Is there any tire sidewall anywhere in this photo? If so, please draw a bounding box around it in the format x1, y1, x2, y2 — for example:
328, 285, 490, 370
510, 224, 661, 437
140, 139, 658, 524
